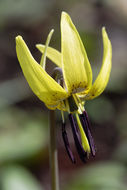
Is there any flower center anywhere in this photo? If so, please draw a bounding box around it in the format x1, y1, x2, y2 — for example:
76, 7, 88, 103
52, 67, 85, 112
51, 67, 95, 163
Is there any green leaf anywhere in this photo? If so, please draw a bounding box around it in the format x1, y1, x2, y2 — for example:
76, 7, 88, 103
0, 165, 43, 190
64, 162, 127, 190
0, 107, 48, 163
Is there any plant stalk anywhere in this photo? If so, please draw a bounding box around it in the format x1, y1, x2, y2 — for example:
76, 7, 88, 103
49, 110, 59, 190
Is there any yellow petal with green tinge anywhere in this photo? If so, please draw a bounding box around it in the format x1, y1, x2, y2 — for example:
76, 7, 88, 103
85, 27, 112, 100
61, 12, 92, 94
16, 36, 68, 105
36, 44, 61, 67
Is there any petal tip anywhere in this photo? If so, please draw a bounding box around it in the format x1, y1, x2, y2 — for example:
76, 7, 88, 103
36, 44, 40, 49
102, 27, 109, 40
50, 29, 54, 33
61, 11, 70, 21
15, 35, 23, 41
102, 26, 106, 31
61, 11, 67, 16
15, 36, 24, 46
102, 27, 107, 36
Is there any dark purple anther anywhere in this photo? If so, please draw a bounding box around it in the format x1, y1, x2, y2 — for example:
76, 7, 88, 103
62, 122, 76, 163
80, 111, 96, 156
69, 114, 87, 163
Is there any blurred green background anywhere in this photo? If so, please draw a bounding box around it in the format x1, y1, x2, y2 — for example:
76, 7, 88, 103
0, 0, 127, 189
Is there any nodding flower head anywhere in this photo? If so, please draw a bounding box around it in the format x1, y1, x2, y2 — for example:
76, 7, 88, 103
16, 12, 112, 163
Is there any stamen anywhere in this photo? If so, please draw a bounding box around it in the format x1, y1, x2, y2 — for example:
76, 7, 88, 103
69, 114, 87, 163
65, 99, 70, 113
62, 122, 76, 163
68, 95, 78, 112
80, 111, 96, 156
76, 113, 90, 154
73, 95, 83, 113
76, 96, 85, 112
61, 111, 65, 123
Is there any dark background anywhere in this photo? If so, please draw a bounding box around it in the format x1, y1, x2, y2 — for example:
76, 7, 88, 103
0, 0, 127, 189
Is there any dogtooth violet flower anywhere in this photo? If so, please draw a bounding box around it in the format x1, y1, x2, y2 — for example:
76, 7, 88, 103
16, 12, 112, 163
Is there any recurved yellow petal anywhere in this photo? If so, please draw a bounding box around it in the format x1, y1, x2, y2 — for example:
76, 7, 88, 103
85, 27, 112, 100
16, 36, 68, 105
61, 12, 92, 94
36, 44, 61, 67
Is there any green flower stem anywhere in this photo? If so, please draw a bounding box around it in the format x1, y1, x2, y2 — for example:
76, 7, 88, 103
49, 110, 59, 190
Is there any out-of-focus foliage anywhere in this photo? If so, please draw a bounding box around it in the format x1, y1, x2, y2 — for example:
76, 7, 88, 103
86, 97, 115, 124
0, 0, 55, 26
0, 165, 43, 190
0, 78, 32, 109
113, 141, 127, 165
0, 107, 48, 163
64, 162, 127, 190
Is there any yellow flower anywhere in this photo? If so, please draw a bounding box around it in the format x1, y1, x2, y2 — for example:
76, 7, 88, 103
16, 12, 112, 163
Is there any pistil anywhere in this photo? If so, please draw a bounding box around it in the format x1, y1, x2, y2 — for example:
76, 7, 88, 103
80, 111, 95, 156
76, 113, 90, 154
